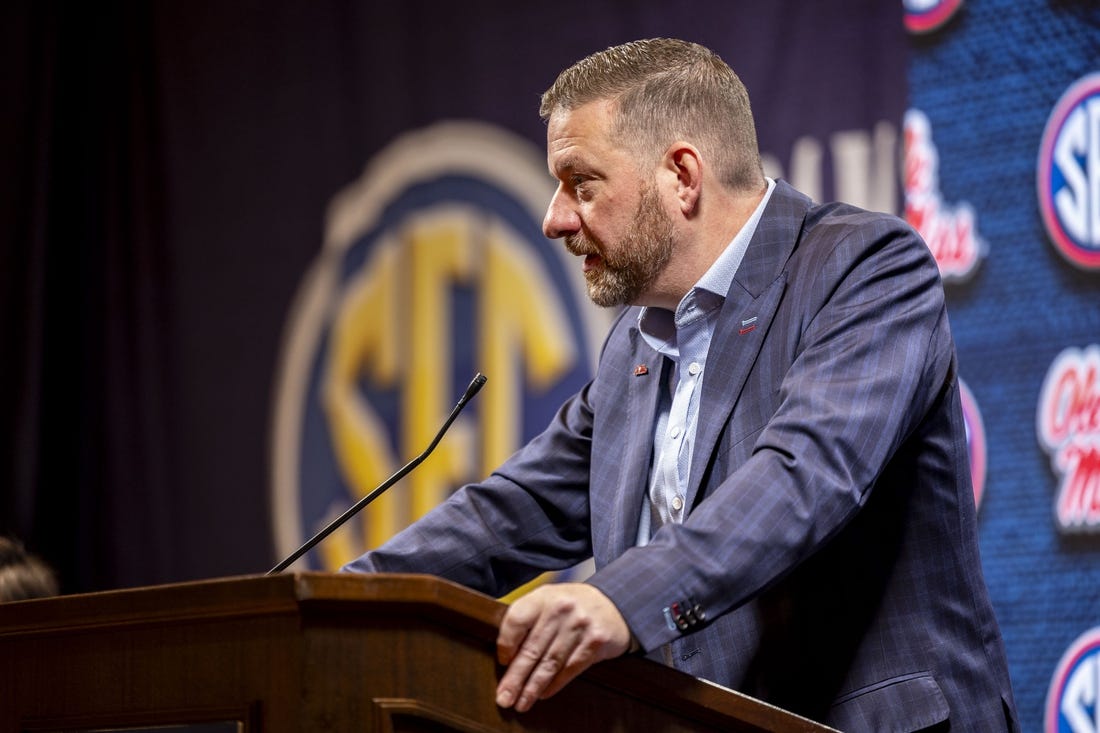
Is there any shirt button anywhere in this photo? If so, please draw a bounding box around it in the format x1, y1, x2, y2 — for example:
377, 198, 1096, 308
672, 495, 684, 512
670, 426, 682, 439
688, 362, 702, 376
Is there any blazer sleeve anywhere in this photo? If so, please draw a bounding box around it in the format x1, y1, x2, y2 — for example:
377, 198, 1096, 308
587, 213, 955, 651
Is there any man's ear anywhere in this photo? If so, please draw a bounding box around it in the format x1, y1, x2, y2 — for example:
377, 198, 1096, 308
665, 142, 702, 216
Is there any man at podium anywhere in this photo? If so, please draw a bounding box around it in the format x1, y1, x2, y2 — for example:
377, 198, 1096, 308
343, 38, 1020, 732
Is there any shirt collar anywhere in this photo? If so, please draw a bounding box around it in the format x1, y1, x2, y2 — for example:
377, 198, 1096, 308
637, 177, 776, 347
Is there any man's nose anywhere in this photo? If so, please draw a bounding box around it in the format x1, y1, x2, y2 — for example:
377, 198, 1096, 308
543, 188, 580, 239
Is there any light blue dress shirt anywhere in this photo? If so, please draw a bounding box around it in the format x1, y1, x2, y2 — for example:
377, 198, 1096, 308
635, 178, 776, 545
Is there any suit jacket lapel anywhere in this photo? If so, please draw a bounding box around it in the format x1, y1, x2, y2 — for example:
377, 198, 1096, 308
686, 181, 812, 509
602, 326, 665, 561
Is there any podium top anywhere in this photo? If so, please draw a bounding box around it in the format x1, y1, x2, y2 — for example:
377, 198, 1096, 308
0, 572, 837, 733
0, 572, 501, 635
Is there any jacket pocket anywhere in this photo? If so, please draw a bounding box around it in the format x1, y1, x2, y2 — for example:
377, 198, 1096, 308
827, 671, 949, 733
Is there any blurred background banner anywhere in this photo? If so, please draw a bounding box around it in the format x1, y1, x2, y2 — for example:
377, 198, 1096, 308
903, 2, 1100, 727
1, 1, 1097, 729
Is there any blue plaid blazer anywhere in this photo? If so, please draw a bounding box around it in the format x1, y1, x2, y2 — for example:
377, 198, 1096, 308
344, 181, 1020, 732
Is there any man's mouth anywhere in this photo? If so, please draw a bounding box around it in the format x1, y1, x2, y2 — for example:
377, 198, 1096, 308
565, 236, 602, 271
582, 253, 603, 272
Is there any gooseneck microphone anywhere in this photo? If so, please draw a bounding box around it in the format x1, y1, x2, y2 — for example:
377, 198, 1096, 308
267, 372, 488, 575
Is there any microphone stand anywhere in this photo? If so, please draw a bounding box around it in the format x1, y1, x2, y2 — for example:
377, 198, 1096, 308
267, 372, 487, 574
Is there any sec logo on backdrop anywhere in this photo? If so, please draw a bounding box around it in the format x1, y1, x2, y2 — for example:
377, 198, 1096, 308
903, 0, 963, 34
1038, 73, 1100, 271
1046, 626, 1100, 733
270, 122, 610, 570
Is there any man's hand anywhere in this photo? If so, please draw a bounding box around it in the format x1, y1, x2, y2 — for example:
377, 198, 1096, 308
495, 582, 632, 712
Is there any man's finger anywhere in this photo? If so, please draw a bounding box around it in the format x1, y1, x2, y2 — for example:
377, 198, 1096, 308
539, 627, 607, 699
496, 593, 540, 666
508, 631, 576, 712
495, 584, 632, 712
495, 591, 563, 709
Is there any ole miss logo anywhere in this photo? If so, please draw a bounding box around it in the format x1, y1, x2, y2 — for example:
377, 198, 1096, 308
904, 108, 985, 282
1038, 345, 1100, 533
1046, 626, 1100, 732
1038, 73, 1100, 271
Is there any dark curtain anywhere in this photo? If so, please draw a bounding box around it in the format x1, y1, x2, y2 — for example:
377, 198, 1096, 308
1, 1, 178, 592
0, 0, 907, 594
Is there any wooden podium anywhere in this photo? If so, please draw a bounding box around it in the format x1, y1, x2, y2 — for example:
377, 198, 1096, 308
0, 573, 836, 732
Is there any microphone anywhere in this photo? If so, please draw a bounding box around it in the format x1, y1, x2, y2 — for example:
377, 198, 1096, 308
267, 372, 488, 574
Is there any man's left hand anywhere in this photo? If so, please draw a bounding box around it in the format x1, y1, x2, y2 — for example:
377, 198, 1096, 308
495, 582, 633, 712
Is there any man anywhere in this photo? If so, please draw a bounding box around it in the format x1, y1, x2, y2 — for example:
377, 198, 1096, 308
344, 39, 1019, 731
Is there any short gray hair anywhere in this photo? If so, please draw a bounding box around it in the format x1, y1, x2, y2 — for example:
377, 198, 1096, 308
540, 38, 764, 190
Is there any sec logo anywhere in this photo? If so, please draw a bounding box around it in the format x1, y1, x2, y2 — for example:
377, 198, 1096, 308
1046, 626, 1100, 733
270, 121, 610, 570
903, 0, 963, 34
1038, 73, 1100, 271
